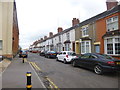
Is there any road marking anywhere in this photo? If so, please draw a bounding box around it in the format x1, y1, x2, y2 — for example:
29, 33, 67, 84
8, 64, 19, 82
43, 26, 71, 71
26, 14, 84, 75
45, 77, 60, 90
30, 61, 60, 90
30, 62, 42, 71
29, 62, 46, 89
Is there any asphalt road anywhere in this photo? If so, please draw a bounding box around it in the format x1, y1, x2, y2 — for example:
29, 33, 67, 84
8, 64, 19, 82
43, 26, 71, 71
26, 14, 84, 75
28, 52, 120, 88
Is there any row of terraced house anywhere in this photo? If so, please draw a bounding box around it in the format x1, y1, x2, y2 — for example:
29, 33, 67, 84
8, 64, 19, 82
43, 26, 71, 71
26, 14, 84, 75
30, 0, 120, 59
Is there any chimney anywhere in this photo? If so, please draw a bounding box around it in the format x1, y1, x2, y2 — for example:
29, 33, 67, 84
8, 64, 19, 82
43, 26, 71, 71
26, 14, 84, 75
41, 38, 43, 41
57, 27, 63, 33
72, 18, 80, 26
44, 36, 47, 39
106, 0, 118, 10
49, 32, 53, 37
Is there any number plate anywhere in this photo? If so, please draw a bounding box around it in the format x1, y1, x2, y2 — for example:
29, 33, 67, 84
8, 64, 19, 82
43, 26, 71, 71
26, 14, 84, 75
116, 62, 120, 65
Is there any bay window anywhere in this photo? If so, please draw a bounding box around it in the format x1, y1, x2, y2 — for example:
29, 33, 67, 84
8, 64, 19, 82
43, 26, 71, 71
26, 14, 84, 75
105, 37, 120, 55
81, 41, 91, 54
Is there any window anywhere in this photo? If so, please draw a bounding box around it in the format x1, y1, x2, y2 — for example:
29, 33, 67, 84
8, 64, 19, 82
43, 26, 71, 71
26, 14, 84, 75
81, 54, 90, 59
63, 52, 66, 54
59, 36, 61, 42
81, 41, 91, 54
95, 45, 100, 53
65, 43, 70, 51
107, 38, 113, 54
81, 26, 89, 37
90, 55, 98, 59
104, 37, 120, 55
0, 40, 2, 50
66, 33, 70, 40
106, 16, 118, 32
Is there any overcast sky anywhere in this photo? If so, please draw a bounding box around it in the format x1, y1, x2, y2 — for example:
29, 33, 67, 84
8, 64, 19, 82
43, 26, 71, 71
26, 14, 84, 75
15, 0, 120, 49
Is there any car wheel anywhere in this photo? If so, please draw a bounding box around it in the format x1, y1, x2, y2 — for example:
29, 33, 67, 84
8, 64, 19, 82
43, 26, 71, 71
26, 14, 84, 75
48, 56, 50, 58
63, 59, 67, 64
56, 57, 59, 61
72, 61, 77, 67
94, 65, 103, 75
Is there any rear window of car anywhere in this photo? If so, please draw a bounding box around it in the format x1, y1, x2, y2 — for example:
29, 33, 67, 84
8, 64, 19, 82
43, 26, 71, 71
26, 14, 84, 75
68, 52, 76, 56
50, 51, 56, 53
100, 54, 114, 60
63, 52, 66, 54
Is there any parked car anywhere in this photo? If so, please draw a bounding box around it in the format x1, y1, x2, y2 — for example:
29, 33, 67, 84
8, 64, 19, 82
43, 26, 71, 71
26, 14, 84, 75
71, 53, 120, 75
19, 50, 28, 58
56, 51, 77, 64
39, 50, 47, 56
45, 51, 57, 58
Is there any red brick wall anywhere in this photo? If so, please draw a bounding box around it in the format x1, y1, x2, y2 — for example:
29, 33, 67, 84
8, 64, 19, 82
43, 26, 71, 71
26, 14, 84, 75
12, 2, 19, 57
96, 13, 120, 59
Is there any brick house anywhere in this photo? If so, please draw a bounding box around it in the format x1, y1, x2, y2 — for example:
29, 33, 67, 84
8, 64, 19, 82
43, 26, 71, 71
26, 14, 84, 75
0, 1, 19, 59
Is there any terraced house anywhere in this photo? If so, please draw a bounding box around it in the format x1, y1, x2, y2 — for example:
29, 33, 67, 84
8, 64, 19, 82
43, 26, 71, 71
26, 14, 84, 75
31, 0, 120, 59
75, 0, 120, 59
0, 1, 19, 59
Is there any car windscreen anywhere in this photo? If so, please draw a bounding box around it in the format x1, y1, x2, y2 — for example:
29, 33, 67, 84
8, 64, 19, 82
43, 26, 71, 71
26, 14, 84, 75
98, 54, 114, 60
22, 51, 27, 54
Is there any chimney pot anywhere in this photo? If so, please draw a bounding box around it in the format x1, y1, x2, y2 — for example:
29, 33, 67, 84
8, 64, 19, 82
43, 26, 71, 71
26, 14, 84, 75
57, 27, 63, 33
106, 0, 118, 10
49, 32, 53, 37
72, 18, 80, 26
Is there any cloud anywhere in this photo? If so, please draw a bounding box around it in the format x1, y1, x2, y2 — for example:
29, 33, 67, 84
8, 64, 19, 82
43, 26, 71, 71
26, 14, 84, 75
16, 0, 120, 49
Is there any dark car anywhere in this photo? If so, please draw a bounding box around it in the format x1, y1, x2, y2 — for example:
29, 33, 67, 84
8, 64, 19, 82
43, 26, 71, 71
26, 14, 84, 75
19, 50, 28, 58
39, 50, 47, 56
45, 51, 57, 58
71, 53, 120, 75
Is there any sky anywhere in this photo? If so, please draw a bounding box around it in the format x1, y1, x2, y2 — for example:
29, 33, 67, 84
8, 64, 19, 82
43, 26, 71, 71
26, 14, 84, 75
15, 0, 120, 49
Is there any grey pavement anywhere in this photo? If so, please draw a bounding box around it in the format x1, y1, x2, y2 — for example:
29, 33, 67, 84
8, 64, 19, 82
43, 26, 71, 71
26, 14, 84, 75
2, 56, 45, 89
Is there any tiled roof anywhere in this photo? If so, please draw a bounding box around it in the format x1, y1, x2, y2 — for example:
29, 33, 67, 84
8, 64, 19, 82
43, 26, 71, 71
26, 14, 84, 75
38, 5, 120, 43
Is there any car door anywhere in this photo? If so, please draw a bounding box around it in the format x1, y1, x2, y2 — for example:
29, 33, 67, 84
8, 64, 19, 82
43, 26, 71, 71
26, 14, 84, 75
88, 54, 99, 69
57, 52, 62, 61
61, 52, 66, 61
78, 54, 91, 68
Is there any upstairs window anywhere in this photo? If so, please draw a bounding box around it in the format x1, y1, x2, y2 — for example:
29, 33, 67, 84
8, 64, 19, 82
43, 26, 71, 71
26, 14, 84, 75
106, 16, 118, 32
59, 36, 61, 42
81, 26, 89, 37
66, 33, 70, 40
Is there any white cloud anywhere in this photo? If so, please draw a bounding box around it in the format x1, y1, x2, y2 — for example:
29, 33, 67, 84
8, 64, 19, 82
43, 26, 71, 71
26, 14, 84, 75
15, 0, 120, 49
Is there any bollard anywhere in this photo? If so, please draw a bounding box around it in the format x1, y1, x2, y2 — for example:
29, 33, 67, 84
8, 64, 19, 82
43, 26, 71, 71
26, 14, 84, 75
26, 72, 32, 90
23, 57, 24, 63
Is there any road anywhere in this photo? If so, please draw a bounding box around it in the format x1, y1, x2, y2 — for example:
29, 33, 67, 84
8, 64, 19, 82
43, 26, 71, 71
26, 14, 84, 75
28, 52, 119, 88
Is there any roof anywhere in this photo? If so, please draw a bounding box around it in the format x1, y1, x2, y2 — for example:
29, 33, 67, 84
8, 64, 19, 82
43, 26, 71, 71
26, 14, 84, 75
37, 5, 120, 44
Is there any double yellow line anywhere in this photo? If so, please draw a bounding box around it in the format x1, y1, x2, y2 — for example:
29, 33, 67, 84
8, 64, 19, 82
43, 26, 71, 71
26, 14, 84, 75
30, 62, 60, 90
30, 62, 42, 71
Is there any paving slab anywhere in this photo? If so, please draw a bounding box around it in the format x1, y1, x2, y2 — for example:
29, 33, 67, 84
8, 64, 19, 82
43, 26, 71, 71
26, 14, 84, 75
2, 57, 45, 89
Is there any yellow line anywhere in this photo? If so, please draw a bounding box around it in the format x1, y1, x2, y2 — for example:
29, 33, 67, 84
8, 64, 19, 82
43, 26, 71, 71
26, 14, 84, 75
29, 62, 60, 90
30, 62, 42, 71
46, 77, 60, 90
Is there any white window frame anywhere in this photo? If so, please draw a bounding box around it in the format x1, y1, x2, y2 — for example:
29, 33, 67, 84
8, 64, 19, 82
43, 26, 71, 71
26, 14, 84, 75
81, 26, 89, 37
81, 41, 91, 54
106, 16, 118, 32
0, 40, 2, 50
104, 36, 120, 55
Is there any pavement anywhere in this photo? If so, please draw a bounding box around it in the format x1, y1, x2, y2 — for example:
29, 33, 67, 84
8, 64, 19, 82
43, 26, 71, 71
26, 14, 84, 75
1, 56, 46, 89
